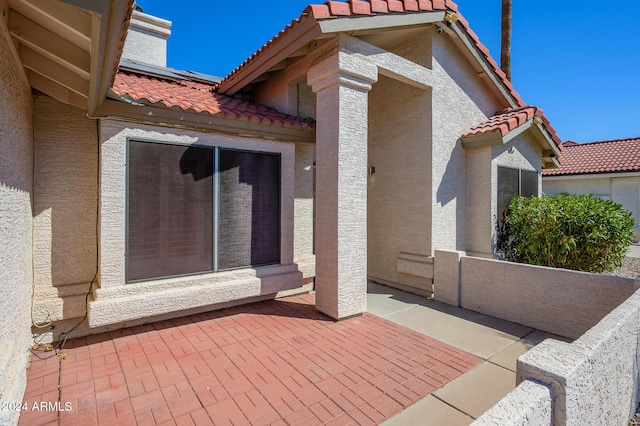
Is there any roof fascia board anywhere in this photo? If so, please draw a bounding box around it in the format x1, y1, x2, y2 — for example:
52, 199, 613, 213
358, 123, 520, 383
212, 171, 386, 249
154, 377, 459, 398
532, 122, 563, 158
339, 34, 432, 90
460, 131, 502, 149
87, 0, 132, 115
501, 119, 533, 144
218, 16, 322, 95
94, 99, 315, 144
462, 119, 562, 164
318, 11, 446, 34
543, 172, 640, 180
446, 22, 519, 108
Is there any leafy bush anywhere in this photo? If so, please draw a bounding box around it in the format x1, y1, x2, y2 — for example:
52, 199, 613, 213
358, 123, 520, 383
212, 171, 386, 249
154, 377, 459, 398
497, 194, 634, 273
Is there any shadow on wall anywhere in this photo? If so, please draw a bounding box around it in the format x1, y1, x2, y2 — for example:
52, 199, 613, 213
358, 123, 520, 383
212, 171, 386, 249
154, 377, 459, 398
30, 96, 98, 337
435, 140, 467, 251
32, 97, 98, 290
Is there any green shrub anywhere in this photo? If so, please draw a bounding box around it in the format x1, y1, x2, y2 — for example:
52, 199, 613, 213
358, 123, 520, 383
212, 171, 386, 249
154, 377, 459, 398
497, 194, 634, 273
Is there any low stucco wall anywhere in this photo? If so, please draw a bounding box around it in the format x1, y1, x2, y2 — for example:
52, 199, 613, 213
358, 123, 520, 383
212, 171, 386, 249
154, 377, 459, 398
434, 251, 637, 339
473, 289, 640, 425
0, 30, 34, 426
473, 379, 552, 426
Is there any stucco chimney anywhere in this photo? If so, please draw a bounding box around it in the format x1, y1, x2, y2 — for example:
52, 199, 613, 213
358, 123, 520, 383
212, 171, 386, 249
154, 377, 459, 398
121, 8, 172, 67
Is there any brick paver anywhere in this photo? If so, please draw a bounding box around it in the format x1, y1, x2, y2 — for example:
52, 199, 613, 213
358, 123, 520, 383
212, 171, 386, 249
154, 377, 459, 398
19, 293, 481, 425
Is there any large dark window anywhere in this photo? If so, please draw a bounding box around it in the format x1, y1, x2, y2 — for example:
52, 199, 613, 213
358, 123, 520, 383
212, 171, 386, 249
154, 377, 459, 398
497, 166, 539, 224
127, 141, 280, 282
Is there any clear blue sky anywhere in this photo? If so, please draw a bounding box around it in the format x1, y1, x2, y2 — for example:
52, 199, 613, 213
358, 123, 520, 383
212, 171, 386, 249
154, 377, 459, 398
137, 1, 640, 143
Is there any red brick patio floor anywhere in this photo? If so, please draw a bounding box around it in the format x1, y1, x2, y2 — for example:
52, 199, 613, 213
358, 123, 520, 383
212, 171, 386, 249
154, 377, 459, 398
19, 293, 481, 425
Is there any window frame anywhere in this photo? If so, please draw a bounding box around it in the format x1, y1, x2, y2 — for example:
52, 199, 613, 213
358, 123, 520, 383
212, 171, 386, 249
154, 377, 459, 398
497, 165, 539, 225
125, 138, 282, 284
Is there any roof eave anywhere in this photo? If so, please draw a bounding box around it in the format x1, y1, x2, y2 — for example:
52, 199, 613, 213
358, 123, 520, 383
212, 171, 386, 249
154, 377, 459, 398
85, 0, 133, 115
461, 118, 562, 169
94, 99, 316, 144
217, 13, 322, 95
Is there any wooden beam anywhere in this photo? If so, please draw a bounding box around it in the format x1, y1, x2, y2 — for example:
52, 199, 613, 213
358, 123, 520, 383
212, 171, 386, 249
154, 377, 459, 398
21, 46, 89, 96
0, 0, 29, 86
19, 0, 91, 40
8, 9, 90, 78
28, 70, 87, 109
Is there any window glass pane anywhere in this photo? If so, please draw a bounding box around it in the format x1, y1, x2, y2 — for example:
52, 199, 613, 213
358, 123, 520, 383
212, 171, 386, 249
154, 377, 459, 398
218, 150, 281, 269
521, 170, 538, 198
128, 142, 213, 281
497, 167, 519, 224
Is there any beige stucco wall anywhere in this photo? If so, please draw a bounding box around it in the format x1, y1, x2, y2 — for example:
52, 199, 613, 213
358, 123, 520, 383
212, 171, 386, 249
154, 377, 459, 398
293, 141, 315, 281
31, 97, 98, 338
368, 74, 432, 292
431, 30, 503, 252
92, 120, 306, 328
544, 175, 640, 230
0, 33, 33, 425
121, 11, 171, 67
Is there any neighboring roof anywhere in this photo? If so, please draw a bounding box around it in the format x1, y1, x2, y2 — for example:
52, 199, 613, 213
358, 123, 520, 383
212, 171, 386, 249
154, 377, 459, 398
112, 69, 314, 129
216, 0, 524, 108
462, 105, 562, 150
543, 137, 640, 176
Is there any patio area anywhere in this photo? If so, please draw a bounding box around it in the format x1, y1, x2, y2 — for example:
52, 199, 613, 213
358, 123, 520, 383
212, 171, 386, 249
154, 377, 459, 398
19, 290, 485, 425
19, 281, 570, 425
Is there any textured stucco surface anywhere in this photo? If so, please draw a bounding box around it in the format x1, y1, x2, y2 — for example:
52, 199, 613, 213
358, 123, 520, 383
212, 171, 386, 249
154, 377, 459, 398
472, 379, 552, 426
459, 256, 636, 339
0, 33, 33, 426
293, 142, 316, 281
466, 132, 544, 256
121, 12, 170, 67
32, 96, 97, 328
368, 74, 431, 292
516, 289, 640, 426
466, 146, 492, 255
308, 51, 377, 319
433, 249, 463, 306
431, 29, 503, 252
95, 120, 304, 327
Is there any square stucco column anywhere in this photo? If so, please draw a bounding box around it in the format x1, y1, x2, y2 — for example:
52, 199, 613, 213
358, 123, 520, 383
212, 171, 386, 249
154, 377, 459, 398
308, 52, 378, 320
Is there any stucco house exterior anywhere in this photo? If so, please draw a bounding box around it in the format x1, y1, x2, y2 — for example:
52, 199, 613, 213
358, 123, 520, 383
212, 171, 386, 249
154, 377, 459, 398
0, 0, 563, 419
543, 138, 640, 239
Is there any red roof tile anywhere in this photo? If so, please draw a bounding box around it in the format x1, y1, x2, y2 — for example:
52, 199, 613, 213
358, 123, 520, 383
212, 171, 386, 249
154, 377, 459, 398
462, 106, 563, 150
217, 0, 524, 108
543, 137, 640, 176
112, 71, 314, 129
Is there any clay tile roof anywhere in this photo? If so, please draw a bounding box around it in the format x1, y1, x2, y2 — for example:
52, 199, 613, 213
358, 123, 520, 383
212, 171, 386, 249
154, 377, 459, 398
462, 105, 562, 150
542, 137, 640, 176
112, 70, 314, 129
217, 0, 524, 107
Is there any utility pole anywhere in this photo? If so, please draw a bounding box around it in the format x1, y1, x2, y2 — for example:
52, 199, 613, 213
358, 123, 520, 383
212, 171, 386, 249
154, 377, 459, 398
500, 0, 512, 81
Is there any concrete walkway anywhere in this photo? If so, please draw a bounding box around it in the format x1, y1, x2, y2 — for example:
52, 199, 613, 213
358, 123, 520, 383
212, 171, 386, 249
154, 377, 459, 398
368, 282, 568, 425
